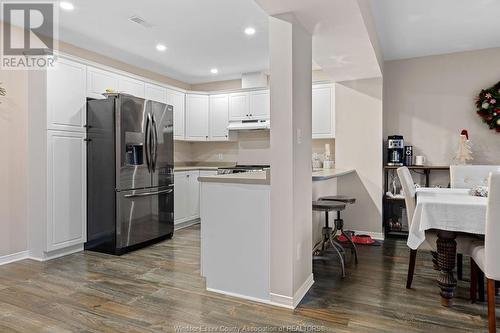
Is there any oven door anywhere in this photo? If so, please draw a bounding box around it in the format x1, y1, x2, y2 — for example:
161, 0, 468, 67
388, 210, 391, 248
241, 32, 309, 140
116, 185, 174, 249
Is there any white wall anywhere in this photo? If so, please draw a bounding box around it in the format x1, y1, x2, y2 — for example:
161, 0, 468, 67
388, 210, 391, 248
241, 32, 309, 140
335, 79, 383, 237
384, 48, 500, 166
269, 14, 312, 306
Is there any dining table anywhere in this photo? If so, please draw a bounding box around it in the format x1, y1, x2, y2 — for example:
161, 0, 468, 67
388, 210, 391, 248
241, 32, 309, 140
407, 187, 488, 307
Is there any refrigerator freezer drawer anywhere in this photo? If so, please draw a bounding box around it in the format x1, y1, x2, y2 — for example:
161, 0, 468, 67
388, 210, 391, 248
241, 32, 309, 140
116, 186, 174, 250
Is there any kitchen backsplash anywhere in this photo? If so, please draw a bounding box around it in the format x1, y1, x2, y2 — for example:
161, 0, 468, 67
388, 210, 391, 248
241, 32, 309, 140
175, 132, 334, 165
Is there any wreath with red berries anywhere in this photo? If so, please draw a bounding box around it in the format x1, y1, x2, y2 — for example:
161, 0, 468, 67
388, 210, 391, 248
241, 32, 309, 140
476, 81, 500, 132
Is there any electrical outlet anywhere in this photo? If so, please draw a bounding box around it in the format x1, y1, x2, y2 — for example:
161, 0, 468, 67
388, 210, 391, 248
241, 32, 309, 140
297, 128, 302, 144
217, 153, 223, 161
297, 242, 302, 260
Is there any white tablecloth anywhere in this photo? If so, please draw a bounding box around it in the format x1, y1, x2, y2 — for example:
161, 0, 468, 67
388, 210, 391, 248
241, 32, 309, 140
407, 188, 487, 250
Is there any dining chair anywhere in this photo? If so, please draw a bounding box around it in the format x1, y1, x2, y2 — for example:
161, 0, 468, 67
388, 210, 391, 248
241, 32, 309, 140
397, 167, 473, 289
471, 172, 500, 333
450, 165, 500, 189
451, 165, 500, 280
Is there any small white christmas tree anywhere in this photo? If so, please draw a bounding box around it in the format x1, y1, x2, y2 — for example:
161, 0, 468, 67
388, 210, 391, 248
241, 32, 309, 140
454, 130, 473, 165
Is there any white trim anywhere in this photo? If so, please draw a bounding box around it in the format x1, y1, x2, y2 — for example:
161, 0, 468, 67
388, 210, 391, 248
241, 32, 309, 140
269, 274, 315, 309
29, 244, 83, 262
0, 251, 29, 266
206, 288, 272, 306
353, 230, 385, 241
174, 219, 200, 231
293, 274, 314, 308
269, 292, 294, 309
207, 288, 297, 310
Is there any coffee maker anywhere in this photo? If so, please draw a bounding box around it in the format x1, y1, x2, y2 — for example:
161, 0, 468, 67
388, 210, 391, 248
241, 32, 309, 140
387, 135, 404, 166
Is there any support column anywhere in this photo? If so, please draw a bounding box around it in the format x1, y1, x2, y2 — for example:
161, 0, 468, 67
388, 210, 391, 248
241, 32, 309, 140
269, 14, 313, 308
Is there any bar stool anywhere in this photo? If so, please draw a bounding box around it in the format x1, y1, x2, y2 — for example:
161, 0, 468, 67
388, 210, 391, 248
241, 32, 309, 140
312, 200, 347, 278
318, 195, 358, 264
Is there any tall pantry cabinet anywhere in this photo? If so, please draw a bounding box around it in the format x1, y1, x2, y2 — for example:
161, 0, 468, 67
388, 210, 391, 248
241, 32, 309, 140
28, 57, 87, 260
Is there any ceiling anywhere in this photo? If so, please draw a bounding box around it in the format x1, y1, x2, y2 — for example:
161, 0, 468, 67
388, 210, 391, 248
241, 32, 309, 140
255, 0, 382, 81
59, 0, 269, 84
370, 0, 500, 61
58, 0, 382, 84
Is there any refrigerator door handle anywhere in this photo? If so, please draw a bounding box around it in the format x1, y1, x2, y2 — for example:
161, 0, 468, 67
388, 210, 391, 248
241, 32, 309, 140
123, 188, 172, 198
145, 113, 152, 172
151, 114, 158, 173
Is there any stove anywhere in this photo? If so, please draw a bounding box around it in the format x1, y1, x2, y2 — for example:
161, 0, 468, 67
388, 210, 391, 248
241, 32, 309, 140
217, 165, 270, 175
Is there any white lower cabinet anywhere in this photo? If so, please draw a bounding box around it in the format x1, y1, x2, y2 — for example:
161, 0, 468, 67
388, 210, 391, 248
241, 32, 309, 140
46, 130, 87, 252
174, 170, 201, 225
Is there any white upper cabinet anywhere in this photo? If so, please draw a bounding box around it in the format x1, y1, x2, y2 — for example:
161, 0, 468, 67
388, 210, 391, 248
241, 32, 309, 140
209, 94, 229, 141
312, 84, 335, 139
47, 58, 87, 132
168, 89, 186, 140
46, 130, 86, 252
118, 75, 145, 98
249, 90, 270, 120
145, 83, 167, 103
229, 92, 249, 121
229, 90, 270, 121
185, 94, 209, 141
87, 66, 145, 99
86, 66, 119, 99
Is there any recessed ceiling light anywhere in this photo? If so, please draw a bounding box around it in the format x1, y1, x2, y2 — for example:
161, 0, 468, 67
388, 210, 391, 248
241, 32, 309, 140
60, 1, 74, 11
210, 68, 218, 74
156, 44, 167, 52
244, 27, 256, 36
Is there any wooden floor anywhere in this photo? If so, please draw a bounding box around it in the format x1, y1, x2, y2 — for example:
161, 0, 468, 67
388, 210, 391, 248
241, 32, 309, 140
0, 224, 494, 332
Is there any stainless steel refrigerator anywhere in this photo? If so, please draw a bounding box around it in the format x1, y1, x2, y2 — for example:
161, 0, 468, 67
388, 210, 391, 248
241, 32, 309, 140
86, 94, 174, 255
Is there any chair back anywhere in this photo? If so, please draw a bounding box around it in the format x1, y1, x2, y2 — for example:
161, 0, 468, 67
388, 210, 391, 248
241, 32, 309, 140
485, 172, 500, 280
450, 165, 500, 189
397, 167, 416, 227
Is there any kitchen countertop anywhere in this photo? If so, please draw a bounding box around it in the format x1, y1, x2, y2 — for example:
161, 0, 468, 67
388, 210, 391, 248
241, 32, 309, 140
174, 162, 236, 172
174, 166, 220, 171
312, 168, 356, 181
198, 170, 270, 185
198, 168, 355, 185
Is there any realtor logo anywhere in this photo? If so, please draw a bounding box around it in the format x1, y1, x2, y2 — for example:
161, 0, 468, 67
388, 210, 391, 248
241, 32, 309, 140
1, 1, 58, 69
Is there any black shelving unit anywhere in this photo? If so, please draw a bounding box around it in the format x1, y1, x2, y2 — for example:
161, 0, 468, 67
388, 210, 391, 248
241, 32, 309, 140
383, 165, 450, 238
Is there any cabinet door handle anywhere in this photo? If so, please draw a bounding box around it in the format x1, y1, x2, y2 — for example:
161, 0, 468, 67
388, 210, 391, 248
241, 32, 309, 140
84, 138, 92, 142
84, 124, 92, 129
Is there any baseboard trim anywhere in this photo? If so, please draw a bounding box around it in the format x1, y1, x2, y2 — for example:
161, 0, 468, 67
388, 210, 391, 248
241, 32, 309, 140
269, 293, 294, 309
29, 244, 84, 262
0, 250, 29, 266
353, 230, 385, 241
270, 274, 315, 309
174, 219, 200, 231
206, 288, 272, 306
293, 273, 314, 308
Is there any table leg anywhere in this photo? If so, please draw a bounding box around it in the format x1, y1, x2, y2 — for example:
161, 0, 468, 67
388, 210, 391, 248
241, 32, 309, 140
436, 230, 457, 307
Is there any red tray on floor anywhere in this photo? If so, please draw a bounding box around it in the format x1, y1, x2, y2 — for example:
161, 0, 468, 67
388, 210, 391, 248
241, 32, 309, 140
337, 234, 376, 245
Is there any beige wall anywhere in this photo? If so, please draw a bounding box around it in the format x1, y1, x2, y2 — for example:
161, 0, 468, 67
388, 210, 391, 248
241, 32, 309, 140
0, 68, 29, 257
190, 70, 331, 92
335, 78, 383, 237
175, 133, 333, 166
384, 48, 500, 166
60, 41, 191, 90
191, 79, 242, 92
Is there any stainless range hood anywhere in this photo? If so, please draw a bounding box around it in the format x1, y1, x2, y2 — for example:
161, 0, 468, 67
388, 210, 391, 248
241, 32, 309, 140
227, 119, 270, 131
